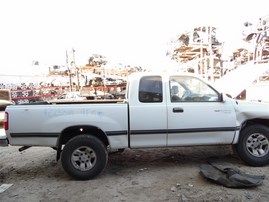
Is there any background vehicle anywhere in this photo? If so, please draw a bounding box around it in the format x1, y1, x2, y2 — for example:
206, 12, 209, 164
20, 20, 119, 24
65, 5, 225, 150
56, 92, 87, 101
0, 89, 13, 145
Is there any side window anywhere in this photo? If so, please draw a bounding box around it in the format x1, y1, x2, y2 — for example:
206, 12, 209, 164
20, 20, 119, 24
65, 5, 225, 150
139, 76, 163, 103
170, 76, 219, 102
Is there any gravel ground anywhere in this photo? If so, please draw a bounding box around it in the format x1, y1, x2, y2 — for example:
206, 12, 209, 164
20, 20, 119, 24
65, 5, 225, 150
1, 145, 269, 202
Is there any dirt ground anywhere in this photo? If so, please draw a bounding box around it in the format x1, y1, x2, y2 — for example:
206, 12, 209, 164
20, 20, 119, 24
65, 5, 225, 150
1, 145, 269, 202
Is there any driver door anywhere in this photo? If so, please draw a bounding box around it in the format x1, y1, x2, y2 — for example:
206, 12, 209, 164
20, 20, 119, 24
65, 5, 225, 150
167, 75, 237, 146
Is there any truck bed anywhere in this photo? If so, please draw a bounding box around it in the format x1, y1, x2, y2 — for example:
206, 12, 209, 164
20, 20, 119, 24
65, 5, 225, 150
5, 100, 129, 147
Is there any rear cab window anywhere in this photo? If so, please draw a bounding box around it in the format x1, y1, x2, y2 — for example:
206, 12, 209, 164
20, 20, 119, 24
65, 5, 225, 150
139, 76, 163, 103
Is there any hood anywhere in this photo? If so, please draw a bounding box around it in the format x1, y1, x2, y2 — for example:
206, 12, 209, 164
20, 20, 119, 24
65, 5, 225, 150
214, 63, 269, 99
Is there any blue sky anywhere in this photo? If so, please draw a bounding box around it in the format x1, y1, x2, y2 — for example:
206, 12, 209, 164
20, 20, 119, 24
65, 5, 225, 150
0, 0, 268, 75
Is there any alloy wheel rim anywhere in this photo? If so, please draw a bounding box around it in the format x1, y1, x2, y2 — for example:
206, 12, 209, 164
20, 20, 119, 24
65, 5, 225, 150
246, 133, 269, 157
71, 146, 97, 171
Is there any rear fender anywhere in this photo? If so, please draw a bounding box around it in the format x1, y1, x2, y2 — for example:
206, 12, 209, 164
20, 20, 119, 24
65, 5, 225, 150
56, 125, 109, 161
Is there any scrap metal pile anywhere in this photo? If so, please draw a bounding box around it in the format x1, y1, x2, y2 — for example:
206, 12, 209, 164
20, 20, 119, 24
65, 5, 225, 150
168, 15, 269, 80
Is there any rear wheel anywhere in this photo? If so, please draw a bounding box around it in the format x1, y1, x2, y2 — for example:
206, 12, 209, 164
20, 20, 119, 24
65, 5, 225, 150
61, 135, 108, 180
236, 124, 269, 166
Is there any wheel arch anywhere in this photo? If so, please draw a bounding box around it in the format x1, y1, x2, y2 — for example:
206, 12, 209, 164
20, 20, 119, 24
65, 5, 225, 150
233, 119, 269, 144
56, 125, 110, 161
240, 118, 269, 133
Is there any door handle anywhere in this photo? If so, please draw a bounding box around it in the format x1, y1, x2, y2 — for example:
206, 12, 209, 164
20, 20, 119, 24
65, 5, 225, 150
173, 107, 184, 113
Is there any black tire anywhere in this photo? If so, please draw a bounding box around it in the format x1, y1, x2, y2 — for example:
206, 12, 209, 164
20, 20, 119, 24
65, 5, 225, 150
61, 135, 108, 180
236, 124, 269, 166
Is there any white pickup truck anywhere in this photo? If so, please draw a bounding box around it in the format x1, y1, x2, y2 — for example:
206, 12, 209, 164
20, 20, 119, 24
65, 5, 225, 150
2, 72, 269, 180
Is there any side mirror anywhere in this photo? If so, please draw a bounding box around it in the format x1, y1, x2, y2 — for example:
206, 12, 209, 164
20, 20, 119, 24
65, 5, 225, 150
219, 93, 225, 102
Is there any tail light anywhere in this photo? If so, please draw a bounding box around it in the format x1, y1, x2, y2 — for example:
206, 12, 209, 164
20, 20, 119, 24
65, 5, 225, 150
4, 112, 8, 130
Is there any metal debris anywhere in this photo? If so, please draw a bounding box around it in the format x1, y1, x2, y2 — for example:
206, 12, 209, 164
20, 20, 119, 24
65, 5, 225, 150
0, 184, 13, 193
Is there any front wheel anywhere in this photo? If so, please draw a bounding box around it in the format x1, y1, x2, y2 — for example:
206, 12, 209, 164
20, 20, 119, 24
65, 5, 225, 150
236, 124, 269, 166
61, 135, 108, 180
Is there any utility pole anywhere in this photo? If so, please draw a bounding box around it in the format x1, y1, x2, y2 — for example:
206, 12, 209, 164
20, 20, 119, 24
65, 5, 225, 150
208, 26, 214, 81
66, 50, 72, 91
72, 48, 80, 91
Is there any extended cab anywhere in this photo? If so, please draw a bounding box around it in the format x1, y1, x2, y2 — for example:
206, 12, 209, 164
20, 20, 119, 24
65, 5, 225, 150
2, 72, 269, 180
